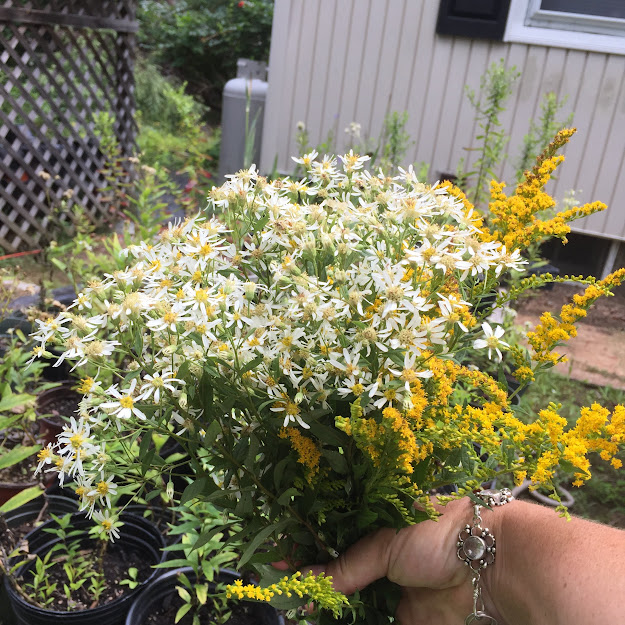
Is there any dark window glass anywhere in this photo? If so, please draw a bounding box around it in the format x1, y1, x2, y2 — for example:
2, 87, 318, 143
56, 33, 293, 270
540, 0, 625, 20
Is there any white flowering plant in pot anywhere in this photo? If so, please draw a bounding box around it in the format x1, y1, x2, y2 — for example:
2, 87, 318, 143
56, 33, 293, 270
28, 130, 625, 624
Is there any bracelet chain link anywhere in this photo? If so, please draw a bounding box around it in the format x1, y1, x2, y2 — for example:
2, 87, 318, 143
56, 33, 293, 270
457, 488, 514, 625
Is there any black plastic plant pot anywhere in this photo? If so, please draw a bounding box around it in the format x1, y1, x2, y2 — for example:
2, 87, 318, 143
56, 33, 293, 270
35, 381, 82, 444
4, 512, 166, 625
3, 493, 78, 531
125, 567, 281, 625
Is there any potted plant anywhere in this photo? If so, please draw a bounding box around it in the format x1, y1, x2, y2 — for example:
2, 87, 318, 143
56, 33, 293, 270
2, 511, 165, 625
28, 130, 625, 623
0, 333, 59, 510
127, 502, 280, 625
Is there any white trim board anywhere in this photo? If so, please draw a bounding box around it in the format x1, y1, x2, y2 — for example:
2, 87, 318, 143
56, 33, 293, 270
505, 0, 625, 55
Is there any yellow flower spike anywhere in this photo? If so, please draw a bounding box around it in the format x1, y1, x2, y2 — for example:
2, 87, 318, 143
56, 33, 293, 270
528, 270, 625, 366
224, 572, 348, 617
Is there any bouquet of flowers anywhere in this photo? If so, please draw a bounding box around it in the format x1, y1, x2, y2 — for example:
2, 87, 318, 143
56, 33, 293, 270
30, 129, 625, 623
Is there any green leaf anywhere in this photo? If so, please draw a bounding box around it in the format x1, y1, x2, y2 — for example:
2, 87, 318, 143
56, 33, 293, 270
277, 487, 300, 505
245, 433, 260, 466
309, 422, 345, 446
323, 450, 348, 474
273, 457, 289, 491
0, 485, 43, 512
357, 507, 378, 529
139, 431, 153, 458
239, 354, 264, 376
414, 457, 430, 485
180, 477, 208, 505
238, 520, 288, 569
0, 413, 25, 430
195, 583, 208, 605
175, 602, 192, 624
0, 393, 35, 413
0, 445, 41, 470
154, 559, 195, 569
202, 419, 221, 446
467, 491, 493, 509
460, 446, 476, 474
445, 447, 462, 468
234, 490, 254, 516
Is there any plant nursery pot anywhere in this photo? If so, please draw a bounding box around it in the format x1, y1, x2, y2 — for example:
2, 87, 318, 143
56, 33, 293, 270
125, 567, 282, 625
0, 471, 59, 507
2, 493, 78, 530
4, 512, 166, 625
39, 349, 73, 383
0, 480, 40, 508
0, 494, 79, 624
35, 381, 82, 445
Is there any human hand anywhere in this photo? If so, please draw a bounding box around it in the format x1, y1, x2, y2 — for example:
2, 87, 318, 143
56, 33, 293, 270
308, 498, 503, 624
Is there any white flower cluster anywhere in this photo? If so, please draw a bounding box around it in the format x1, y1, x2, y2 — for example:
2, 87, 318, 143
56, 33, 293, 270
30, 153, 525, 518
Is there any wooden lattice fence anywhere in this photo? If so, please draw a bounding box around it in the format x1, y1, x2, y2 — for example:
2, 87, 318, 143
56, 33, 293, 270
0, 0, 137, 252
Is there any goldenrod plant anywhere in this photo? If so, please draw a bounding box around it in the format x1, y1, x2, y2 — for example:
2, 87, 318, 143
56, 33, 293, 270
27, 132, 625, 623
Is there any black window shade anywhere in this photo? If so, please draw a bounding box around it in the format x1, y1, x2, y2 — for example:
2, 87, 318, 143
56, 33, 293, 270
436, 0, 512, 40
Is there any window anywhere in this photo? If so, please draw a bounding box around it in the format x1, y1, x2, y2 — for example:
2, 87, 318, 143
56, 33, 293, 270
505, 0, 625, 54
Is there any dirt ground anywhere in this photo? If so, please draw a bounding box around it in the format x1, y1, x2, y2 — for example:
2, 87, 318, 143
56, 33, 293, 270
515, 283, 625, 390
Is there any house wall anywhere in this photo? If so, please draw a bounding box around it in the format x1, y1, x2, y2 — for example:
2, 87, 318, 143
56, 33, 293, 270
260, 0, 625, 242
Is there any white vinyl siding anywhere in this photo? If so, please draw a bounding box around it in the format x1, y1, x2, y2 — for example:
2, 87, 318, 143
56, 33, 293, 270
261, 0, 625, 241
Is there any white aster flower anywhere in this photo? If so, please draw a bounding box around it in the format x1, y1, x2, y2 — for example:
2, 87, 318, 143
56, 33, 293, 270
100, 379, 146, 420
473, 322, 510, 361
138, 370, 182, 403
88, 475, 118, 508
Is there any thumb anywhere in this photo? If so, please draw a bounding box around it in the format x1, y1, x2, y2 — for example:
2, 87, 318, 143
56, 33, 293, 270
304, 528, 395, 595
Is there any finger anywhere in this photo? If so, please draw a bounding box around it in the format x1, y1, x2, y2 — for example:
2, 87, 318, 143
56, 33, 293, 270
319, 528, 397, 595
270, 560, 291, 571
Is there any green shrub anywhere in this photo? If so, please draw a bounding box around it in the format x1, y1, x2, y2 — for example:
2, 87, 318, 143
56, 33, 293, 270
135, 58, 218, 176
138, 0, 274, 107
135, 57, 207, 135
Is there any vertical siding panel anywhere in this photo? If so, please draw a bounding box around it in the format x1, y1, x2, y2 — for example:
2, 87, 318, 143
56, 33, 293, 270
554, 53, 608, 213
266, 1, 308, 172
595, 70, 625, 240
430, 37, 475, 179
314, 0, 354, 152
408, 1, 440, 166
496, 44, 528, 185
304, 0, 339, 150
492, 45, 546, 187
462, 42, 503, 179
284, 2, 323, 162
444, 41, 495, 180
602, 146, 625, 240
536, 47, 579, 197
260, 0, 294, 172
550, 48, 589, 197
413, 3, 455, 174
387, 1, 422, 116
351, 0, 389, 149
334, 0, 372, 155
262, 1, 625, 241
368, 0, 408, 151
573, 55, 625, 235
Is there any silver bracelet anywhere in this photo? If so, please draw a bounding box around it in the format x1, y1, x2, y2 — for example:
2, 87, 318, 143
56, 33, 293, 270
457, 488, 514, 625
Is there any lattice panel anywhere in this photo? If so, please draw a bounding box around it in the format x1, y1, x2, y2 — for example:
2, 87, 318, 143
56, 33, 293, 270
0, 2, 137, 252
0, 1, 136, 20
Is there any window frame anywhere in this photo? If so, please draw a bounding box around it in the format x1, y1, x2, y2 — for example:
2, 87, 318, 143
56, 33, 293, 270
504, 0, 625, 55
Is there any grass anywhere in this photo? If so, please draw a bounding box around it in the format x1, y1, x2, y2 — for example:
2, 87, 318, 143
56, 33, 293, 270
517, 370, 625, 527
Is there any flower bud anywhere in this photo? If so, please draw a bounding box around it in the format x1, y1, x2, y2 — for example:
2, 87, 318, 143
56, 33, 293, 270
244, 282, 256, 301
179, 393, 188, 409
